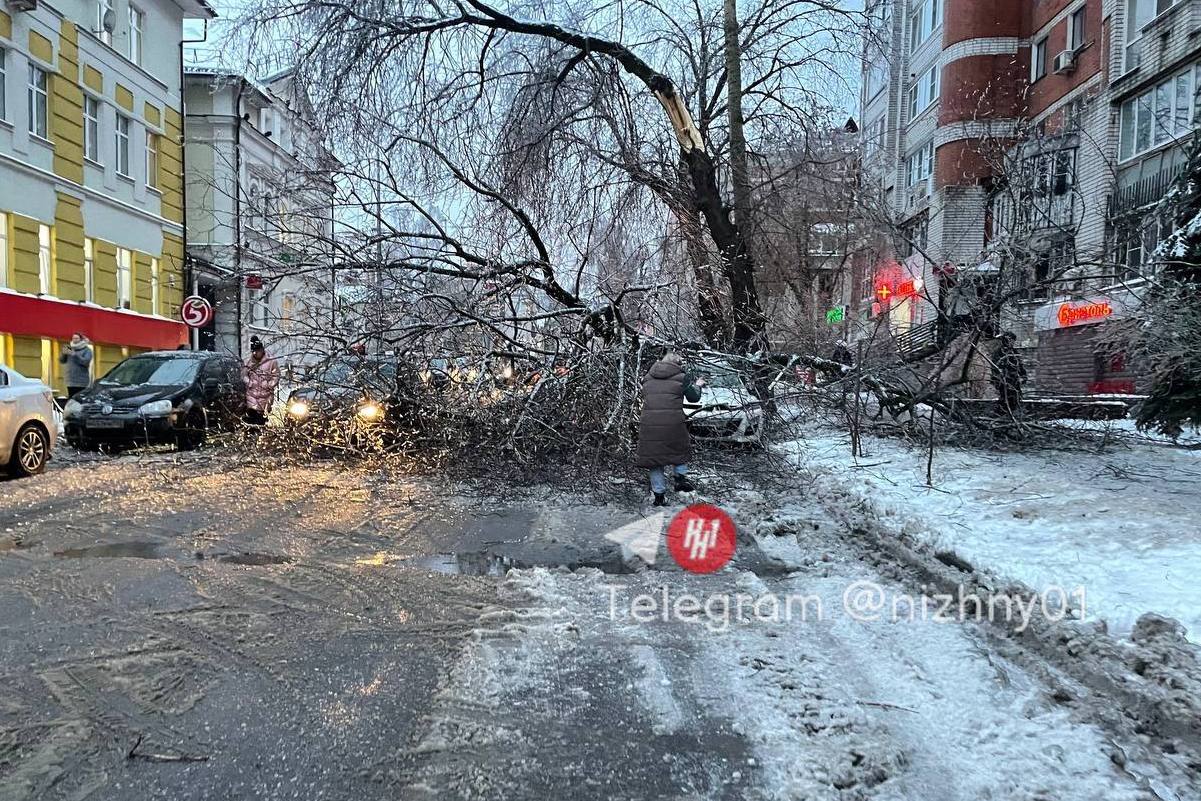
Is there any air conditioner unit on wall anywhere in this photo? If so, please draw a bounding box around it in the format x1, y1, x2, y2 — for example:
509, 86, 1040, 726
1053, 50, 1077, 74
8, 0, 38, 12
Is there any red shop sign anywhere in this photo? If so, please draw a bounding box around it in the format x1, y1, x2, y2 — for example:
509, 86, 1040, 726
1057, 301, 1113, 328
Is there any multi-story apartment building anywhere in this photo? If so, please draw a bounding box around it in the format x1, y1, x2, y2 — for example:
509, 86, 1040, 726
859, 0, 1199, 397
183, 68, 335, 376
0, 0, 214, 391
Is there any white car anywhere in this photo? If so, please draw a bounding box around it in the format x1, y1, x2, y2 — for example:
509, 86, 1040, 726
0, 366, 57, 477
685, 365, 763, 443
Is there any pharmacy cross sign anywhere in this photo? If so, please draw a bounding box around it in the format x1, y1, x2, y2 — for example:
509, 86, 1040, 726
666, 504, 737, 573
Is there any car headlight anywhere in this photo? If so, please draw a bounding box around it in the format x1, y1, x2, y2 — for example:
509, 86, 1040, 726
138, 399, 173, 416
287, 399, 311, 419
357, 401, 384, 423
64, 399, 83, 418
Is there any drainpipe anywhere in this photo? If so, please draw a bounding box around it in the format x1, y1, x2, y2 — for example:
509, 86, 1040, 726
181, 21, 208, 349
234, 78, 246, 359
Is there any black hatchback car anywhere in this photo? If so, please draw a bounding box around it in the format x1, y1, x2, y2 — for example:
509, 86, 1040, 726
64, 351, 246, 451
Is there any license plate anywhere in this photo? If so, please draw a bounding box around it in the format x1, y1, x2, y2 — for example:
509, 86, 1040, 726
87, 418, 125, 429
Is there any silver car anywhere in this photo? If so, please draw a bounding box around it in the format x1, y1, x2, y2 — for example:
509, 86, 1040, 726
0, 366, 57, 477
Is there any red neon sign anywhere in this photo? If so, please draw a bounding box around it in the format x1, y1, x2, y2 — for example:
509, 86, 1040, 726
1057, 301, 1113, 327
875, 278, 921, 302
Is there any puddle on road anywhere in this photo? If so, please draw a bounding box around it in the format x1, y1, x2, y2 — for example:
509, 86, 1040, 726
51, 542, 293, 566
216, 552, 294, 566
401, 548, 635, 577
0, 537, 37, 553
54, 541, 166, 559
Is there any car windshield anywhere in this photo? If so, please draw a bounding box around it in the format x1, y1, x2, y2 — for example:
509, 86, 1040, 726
319, 360, 396, 392
703, 369, 745, 389
100, 357, 200, 387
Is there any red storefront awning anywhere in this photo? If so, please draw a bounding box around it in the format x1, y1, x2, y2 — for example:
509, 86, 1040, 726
0, 292, 187, 350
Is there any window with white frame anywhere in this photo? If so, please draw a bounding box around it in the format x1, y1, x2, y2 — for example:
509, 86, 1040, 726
84, 96, 100, 162
865, 54, 889, 100
908, 64, 939, 119
27, 64, 48, 139
249, 286, 271, 328
145, 131, 158, 188
150, 257, 159, 314
128, 6, 144, 65
906, 141, 934, 188
96, 0, 114, 45
908, 0, 940, 52
117, 247, 132, 309
1118, 63, 1199, 160
38, 224, 52, 295
1067, 6, 1087, 51
1031, 37, 1048, 83
84, 238, 95, 303
0, 213, 8, 289
0, 50, 7, 122
1125, 1, 1182, 72
115, 114, 130, 176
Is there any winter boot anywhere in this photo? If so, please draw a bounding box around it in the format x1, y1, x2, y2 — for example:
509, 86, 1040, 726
652, 492, 668, 507
674, 475, 695, 493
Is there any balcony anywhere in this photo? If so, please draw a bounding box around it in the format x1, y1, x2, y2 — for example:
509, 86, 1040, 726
1108, 162, 1184, 217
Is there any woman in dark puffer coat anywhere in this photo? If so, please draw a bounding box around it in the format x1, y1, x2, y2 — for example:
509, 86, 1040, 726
636, 353, 704, 506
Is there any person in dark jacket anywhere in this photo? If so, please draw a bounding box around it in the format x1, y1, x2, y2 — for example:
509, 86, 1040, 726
991, 332, 1027, 416
59, 332, 94, 398
636, 353, 704, 506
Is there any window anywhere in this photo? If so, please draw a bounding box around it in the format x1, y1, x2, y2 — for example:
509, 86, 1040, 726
145, 131, 158, 188
1116, 213, 1167, 282
865, 54, 889, 100
96, 0, 114, 46
1029, 238, 1075, 299
863, 116, 887, 156
128, 6, 144, 65
908, 0, 940, 51
901, 215, 929, 257
249, 286, 271, 328
115, 115, 130, 176
0, 213, 8, 289
1124, 1, 1181, 71
258, 107, 272, 134
117, 247, 132, 309
906, 141, 934, 188
908, 64, 940, 119
27, 65, 48, 139
1067, 6, 1086, 51
84, 96, 100, 162
38, 224, 52, 295
84, 238, 95, 303
1031, 37, 1048, 83
150, 257, 159, 314
1119, 64, 1197, 160
0, 50, 7, 122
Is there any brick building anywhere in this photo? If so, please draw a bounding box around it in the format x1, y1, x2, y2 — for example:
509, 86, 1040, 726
0, 0, 213, 391
859, 0, 1201, 397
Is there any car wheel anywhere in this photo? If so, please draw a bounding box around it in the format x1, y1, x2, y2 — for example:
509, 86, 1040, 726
10, 424, 50, 477
176, 408, 208, 451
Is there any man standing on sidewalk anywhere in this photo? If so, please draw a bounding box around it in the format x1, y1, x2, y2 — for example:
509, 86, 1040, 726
59, 333, 94, 399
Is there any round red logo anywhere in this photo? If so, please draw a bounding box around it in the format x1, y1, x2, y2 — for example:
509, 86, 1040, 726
666, 504, 737, 573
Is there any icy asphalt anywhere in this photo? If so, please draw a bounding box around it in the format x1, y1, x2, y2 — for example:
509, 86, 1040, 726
0, 450, 1195, 800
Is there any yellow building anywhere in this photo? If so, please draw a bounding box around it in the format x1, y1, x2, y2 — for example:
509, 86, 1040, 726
0, 0, 214, 393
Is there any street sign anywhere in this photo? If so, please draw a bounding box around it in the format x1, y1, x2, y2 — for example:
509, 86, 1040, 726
181, 295, 213, 328
245, 274, 264, 289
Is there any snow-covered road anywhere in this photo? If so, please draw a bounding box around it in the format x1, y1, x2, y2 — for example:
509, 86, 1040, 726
785, 423, 1201, 643
1, 451, 1197, 800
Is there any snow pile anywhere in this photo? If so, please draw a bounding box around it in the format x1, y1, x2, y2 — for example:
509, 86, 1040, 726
783, 424, 1201, 642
